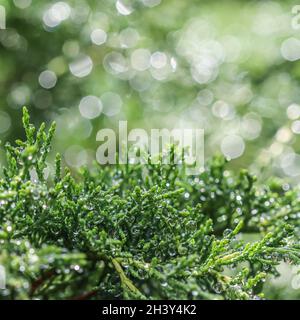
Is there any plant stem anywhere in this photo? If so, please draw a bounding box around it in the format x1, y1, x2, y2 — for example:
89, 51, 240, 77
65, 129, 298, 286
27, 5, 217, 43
111, 258, 143, 297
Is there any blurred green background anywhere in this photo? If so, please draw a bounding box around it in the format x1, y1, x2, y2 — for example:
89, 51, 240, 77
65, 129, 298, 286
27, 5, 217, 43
1, 0, 300, 298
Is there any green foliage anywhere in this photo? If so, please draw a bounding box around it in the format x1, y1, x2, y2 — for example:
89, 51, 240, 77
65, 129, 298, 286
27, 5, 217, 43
0, 108, 299, 300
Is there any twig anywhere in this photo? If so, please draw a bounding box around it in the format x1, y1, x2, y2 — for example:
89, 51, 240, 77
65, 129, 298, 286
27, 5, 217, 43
111, 258, 143, 297
30, 269, 56, 297
70, 289, 98, 300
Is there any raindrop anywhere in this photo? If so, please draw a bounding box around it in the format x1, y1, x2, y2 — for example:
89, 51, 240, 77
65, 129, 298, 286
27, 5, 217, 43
212, 282, 222, 294
13, 0, 32, 9
119, 28, 139, 48
69, 55, 93, 78
103, 52, 128, 75
116, 0, 133, 16
291, 120, 300, 134
131, 48, 151, 71
101, 92, 123, 117
221, 135, 245, 159
150, 51, 167, 69
43, 2, 71, 28
79, 95, 102, 119
287, 103, 300, 120
38, 70, 57, 89
281, 38, 300, 61
223, 229, 232, 237
90, 29, 107, 45
142, 0, 161, 7
0, 112, 11, 134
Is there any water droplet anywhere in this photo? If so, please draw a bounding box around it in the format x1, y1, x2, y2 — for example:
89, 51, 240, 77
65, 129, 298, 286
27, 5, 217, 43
223, 229, 232, 237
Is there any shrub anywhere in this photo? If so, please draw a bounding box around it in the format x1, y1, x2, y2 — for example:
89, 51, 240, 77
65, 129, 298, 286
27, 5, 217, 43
0, 108, 299, 300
